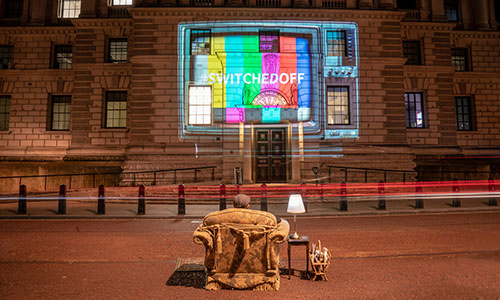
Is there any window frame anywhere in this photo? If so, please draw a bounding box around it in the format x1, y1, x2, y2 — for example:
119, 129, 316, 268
58, 0, 81, 19
104, 91, 127, 129
53, 45, 73, 69
111, 0, 133, 5
108, 38, 128, 63
187, 86, 212, 126
259, 30, 280, 53
405, 92, 425, 129
190, 29, 211, 56
451, 48, 468, 72
2, 0, 23, 19
403, 40, 422, 65
444, 0, 460, 22
49, 95, 72, 131
455, 96, 474, 131
0, 95, 11, 131
326, 30, 347, 57
326, 86, 350, 126
0, 46, 13, 69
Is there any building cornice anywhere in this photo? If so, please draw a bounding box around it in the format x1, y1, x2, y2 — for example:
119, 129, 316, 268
130, 7, 406, 21
451, 30, 500, 39
402, 22, 456, 31
0, 27, 75, 35
70, 18, 133, 28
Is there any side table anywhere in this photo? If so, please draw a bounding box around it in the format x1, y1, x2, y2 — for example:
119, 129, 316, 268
287, 235, 309, 279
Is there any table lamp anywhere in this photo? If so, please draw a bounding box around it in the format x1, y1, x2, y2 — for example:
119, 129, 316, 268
287, 194, 306, 239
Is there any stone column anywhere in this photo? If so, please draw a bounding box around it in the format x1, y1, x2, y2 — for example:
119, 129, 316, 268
419, 0, 431, 21
358, 0, 373, 9
30, 0, 47, 25
80, 0, 97, 18
460, 0, 474, 30
379, 0, 394, 9
476, 0, 490, 29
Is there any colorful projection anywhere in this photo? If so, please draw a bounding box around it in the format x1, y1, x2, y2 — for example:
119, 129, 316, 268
178, 21, 359, 140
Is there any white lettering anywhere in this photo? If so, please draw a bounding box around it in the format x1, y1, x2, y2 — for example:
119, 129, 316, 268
252, 73, 261, 84
279, 73, 289, 84
243, 73, 252, 84
208, 73, 216, 84
290, 73, 297, 84
224, 74, 231, 84
216, 73, 223, 83
262, 73, 269, 84
298, 73, 305, 84
270, 73, 278, 84
234, 73, 242, 84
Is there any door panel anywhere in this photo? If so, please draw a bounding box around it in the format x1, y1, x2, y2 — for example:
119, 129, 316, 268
255, 128, 286, 183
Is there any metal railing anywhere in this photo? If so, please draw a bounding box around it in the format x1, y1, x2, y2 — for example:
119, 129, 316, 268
122, 166, 217, 186
322, 0, 346, 8
328, 166, 415, 183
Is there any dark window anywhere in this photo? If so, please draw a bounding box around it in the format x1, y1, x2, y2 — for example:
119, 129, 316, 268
451, 48, 468, 71
59, 0, 81, 18
53, 45, 72, 69
108, 38, 127, 63
105, 91, 127, 128
327, 31, 347, 57
3, 0, 23, 18
0, 46, 13, 69
403, 41, 422, 65
397, 0, 418, 9
405, 93, 425, 128
190, 29, 211, 55
327, 86, 350, 125
0, 96, 11, 131
50, 96, 71, 131
444, 0, 459, 22
259, 31, 279, 53
495, 0, 500, 23
455, 97, 473, 131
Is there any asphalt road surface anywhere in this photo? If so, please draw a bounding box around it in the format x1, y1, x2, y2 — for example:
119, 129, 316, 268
1, 212, 499, 299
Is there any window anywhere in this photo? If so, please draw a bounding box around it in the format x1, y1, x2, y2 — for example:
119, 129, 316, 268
451, 48, 468, 72
405, 93, 425, 128
3, 0, 23, 18
190, 29, 211, 55
112, 0, 132, 4
50, 96, 71, 131
403, 41, 422, 65
108, 38, 128, 63
105, 91, 127, 128
326, 31, 347, 57
327, 87, 350, 125
59, 0, 81, 18
259, 31, 279, 53
188, 86, 211, 125
0, 96, 11, 131
455, 97, 473, 131
397, 0, 417, 9
53, 45, 72, 69
0, 46, 13, 69
444, 0, 459, 22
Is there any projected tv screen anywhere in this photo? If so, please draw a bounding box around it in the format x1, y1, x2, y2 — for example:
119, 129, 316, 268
178, 21, 359, 139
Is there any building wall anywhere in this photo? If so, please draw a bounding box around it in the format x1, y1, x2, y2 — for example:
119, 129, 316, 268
0, 0, 499, 185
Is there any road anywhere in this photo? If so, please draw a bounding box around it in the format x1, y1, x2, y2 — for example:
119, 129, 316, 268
1, 212, 499, 299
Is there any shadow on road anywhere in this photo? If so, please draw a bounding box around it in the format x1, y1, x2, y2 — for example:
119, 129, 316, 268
165, 270, 205, 289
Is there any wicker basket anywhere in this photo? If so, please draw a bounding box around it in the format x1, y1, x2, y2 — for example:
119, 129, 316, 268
308, 240, 331, 281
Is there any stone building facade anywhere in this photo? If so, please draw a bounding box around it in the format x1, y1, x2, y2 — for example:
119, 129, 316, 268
0, 0, 499, 185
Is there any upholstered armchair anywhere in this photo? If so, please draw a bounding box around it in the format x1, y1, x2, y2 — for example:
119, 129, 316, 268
193, 208, 290, 290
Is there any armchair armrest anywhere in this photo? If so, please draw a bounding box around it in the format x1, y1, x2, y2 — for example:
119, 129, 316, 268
269, 219, 290, 244
193, 226, 213, 249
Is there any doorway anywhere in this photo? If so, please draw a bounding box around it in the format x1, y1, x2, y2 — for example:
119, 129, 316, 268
254, 128, 287, 183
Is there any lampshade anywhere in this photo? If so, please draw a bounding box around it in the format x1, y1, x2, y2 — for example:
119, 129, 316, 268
287, 194, 306, 214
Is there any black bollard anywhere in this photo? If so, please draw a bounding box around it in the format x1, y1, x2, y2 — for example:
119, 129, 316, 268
488, 178, 497, 206
178, 184, 185, 215
18, 184, 27, 215
260, 183, 268, 211
415, 182, 424, 209
97, 185, 105, 215
58, 184, 66, 215
452, 180, 461, 207
138, 185, 145, 215
339, 182, 348, 211
378, 181, 386, 210
219, 184, 226, 211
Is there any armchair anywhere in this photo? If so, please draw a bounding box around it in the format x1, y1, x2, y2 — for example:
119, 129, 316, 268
193, 208, 290, 290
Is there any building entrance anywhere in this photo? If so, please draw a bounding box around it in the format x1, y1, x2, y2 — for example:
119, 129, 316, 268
254, 128, 287, 183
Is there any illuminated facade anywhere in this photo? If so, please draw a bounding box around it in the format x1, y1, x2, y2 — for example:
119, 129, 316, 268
0, 0, 499, 185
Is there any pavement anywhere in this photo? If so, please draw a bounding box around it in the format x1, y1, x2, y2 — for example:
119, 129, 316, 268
1, 194, 499, 219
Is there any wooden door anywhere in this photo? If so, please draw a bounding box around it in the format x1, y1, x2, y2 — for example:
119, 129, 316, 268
255, 128, 287, 183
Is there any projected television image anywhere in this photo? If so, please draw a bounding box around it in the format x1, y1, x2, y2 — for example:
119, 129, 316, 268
178, 21, 359, 140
